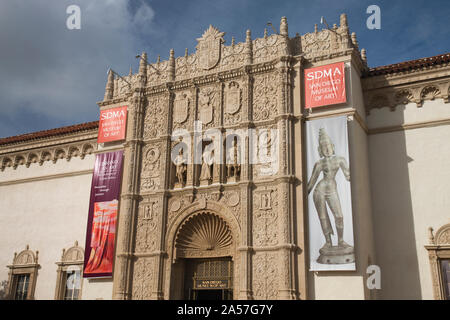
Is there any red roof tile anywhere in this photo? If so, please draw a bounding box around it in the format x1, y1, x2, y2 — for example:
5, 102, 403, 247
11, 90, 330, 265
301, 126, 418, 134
0, 121, 99, 146
364, 52, 450, 77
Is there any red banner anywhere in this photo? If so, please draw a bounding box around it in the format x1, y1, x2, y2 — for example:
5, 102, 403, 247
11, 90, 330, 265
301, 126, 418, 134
83, 151, 124, 278
304, 62, 346, 109
97, 106, 127, 143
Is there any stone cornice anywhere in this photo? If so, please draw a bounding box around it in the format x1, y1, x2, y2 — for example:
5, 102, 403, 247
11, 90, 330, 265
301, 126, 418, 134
0, 138, 97, 172
0, 129, 97, 155
363, 63, 450, 113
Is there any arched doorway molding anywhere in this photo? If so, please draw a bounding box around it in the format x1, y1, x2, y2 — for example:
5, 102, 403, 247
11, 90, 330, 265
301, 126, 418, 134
165, 199, 241, 299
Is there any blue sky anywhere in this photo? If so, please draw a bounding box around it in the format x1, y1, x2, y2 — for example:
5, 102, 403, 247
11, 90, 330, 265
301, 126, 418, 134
0, 0, 449, 138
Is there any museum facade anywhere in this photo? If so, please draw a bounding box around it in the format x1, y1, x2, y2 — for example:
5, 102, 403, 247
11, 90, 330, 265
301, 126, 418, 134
0, 14, 449, 300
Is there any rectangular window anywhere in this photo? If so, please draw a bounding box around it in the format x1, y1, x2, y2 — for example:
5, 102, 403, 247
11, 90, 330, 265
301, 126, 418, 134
14, 274, 30, 300
63, 270, 81, 300
441, 259, 450, 300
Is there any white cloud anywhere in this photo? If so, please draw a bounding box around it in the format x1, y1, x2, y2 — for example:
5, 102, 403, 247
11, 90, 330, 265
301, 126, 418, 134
0, 0, 155, 136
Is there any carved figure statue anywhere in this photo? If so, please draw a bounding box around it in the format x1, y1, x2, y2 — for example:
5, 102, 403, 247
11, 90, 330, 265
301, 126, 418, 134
174, 148, 186, 186
307, 128, 352, 259
200, 147, 213, 182
227, 138, 240, 178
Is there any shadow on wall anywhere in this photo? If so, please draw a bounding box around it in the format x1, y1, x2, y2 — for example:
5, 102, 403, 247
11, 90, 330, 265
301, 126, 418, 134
369, 105, 422, 299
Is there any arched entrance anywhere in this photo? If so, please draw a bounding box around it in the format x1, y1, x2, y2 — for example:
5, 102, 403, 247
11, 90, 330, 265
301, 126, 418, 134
170, 212, 235, 300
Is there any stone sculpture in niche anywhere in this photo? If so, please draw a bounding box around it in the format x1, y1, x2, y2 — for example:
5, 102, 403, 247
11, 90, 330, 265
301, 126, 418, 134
174, 148, 187, 188
226, 138, 241, 182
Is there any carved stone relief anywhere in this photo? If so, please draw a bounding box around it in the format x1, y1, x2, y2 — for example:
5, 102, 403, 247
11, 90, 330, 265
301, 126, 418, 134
253, 252, 279, 299
198, 86, 220, 128
172, 91, 191, 130
132, 257, 155, 300
224, 81, 243, 126
253, 188, 279, 247
364, 81, 450, 113
140, 144, 162, 192
253, 126, 279, 179
253, 73, 279, 121
135, 200, 160, 253
144, 95, 168, 139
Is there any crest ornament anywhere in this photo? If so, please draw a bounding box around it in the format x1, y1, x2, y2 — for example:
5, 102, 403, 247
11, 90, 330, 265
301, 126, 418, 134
225, 82, 241, 115
196, 25, 225, 70
198, 88, 215, 125
174, 93, 189, 124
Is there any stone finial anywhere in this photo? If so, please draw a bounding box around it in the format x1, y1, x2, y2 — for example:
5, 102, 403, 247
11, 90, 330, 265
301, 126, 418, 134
104, 69, 114, 100
114, 75, 119, 96
139, 51, 147, 75
340, 13, 348, 27
35, 250, 39, 263
428, 227, 435, 244
185, 48, 188, 58
169, 49, 175, 81
280, 16, 288, 36
361, 48, 367, 63
231, 36, 235, 46
245, 30, 253, 65
61, 248, 66, 260
351, 32, 359, 49
129, 66, 133, 76
264, 28, 268, 38
314, 24, 318, 33
75, 240, 78, 246
157, 55, 160, 63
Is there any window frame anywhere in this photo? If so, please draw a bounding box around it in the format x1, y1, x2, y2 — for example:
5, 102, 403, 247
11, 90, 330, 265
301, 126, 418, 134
425, 224, 450, 300
6, 245, 40, 300
54, 241, 84, 300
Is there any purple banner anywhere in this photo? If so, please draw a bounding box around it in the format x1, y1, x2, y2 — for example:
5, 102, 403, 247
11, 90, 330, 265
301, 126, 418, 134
83, 150, 124, 278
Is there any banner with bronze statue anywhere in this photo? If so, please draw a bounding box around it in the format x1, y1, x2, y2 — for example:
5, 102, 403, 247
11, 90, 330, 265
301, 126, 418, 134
306, 116, 355, 271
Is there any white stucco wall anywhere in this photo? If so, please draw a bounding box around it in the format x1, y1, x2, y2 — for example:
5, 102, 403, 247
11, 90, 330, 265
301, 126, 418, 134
368, 98, 450, 299
0, 153, 113, 300
309, 60, 376, 300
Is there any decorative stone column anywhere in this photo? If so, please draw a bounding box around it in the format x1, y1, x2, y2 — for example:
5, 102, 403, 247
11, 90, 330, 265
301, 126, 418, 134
112, 53, 147, 300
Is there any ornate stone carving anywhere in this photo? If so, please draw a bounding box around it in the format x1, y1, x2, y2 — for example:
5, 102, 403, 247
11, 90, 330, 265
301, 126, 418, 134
144, 95, 168, 139
226, 191, 240, 207
253, 127, 279, 178
198, 86, 219, 127
173, 92, 190, 126
175, 213, 232, 258
253, 73, 279, 121
253, 35, 285, 64
253, 188, 279, 247
364, 79, 450, 113
141, 144, 162, 192
196, 25, 225, 70
135, 200, 160, 253
61, 241, 84, 263
253, 252, 279, 299
435, 223, 450, 245
394, 89, 414, 105
14, 245, 39, 265
132, 258, 154, 300
301, 22, 352, 61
